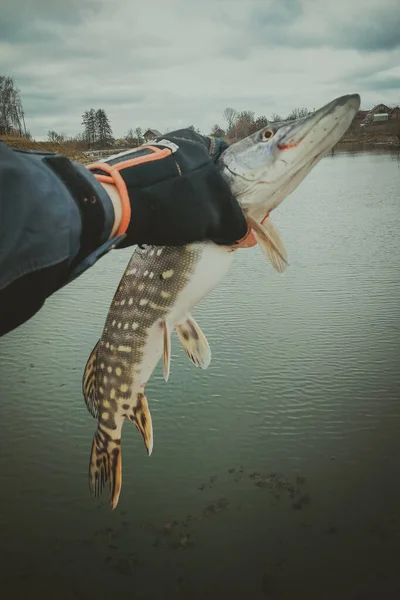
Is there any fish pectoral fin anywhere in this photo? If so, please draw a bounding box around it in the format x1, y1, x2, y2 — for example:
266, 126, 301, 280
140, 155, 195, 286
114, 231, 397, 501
163, 321, 171, 383
89, 427, 122, 510
247, 215, 289, 273
127, 392, 154, 456
82, 340, 100, 419
176, 315, 211, 370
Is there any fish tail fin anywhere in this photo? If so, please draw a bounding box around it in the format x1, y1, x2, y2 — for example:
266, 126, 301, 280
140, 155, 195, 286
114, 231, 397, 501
127, 392, 154, 456
89, 426, 122, 510
176, 315, 211, 369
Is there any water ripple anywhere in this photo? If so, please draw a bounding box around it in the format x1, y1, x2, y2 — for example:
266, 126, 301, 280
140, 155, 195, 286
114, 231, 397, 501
1, 151, 400, 597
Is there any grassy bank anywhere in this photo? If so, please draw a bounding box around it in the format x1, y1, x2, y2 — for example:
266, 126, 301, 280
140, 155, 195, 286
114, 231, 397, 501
2, 118, 399, 164
0, 136, 91, 163
337, 119, 400, 146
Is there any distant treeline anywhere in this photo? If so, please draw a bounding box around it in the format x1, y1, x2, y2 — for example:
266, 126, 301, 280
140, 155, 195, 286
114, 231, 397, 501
211, 106, 312, 142
1, 74, 314, 148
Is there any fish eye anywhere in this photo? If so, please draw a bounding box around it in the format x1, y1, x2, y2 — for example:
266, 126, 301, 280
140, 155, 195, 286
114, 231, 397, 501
262, 128, 275, 140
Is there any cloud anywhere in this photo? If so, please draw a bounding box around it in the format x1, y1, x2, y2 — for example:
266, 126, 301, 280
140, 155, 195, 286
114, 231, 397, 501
337, 6, 400, 52
352, 74, 400, 92
241, 0, 400, 52
0, 0, 97, 43
1, 0, 399, 140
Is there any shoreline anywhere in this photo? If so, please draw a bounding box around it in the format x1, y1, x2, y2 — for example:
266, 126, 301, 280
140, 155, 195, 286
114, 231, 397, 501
1, 134, 399, 164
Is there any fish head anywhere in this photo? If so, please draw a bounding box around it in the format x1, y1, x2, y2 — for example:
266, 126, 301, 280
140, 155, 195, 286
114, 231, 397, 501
220, 93, 360, 222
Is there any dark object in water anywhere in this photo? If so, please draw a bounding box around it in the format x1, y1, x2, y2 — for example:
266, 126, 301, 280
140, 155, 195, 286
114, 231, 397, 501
113, 556, 137, 576
325, 525, 338, 535
292, 494, 311, 510
216, 497, 230, 509
255, 480, 268, 488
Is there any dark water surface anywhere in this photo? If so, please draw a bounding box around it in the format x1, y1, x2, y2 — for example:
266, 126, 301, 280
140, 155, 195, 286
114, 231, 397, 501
1, 149, 400, 599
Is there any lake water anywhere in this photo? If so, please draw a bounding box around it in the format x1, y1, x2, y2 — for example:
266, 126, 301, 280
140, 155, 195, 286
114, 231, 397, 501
1, 148, 399, 599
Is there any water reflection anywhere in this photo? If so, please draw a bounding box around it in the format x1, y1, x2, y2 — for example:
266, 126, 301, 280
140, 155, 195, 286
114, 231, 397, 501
332, 141, 400, 159
0, 149, 400, 599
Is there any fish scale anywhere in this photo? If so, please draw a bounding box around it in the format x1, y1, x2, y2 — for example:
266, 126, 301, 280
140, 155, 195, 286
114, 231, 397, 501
82, 93, 360, 509
84, 243, 203, 508
96, 244, 200, 410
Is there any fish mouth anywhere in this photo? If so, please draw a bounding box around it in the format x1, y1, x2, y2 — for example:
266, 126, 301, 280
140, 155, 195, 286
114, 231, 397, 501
268, 94, 360, 184
227, 93, 360, 189
224, 94, 360, 247
275, 93, 360, 160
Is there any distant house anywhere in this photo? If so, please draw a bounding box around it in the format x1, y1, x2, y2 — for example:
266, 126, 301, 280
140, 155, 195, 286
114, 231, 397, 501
210, 128, 226, 138
372, 113, 389, 122
364, 104, 400, 123
369, 103, 391, 115
143, 128, 162, 142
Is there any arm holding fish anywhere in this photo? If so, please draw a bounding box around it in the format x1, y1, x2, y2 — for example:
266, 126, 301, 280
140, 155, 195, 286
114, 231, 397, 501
87, 128, 250, 248
0, 131, 249, 336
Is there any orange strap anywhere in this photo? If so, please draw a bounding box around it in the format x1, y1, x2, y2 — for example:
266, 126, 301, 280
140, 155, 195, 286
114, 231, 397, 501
86, 146, 172, 237
234, 211, 270, 249
87, 145, 269, 247
235, 223, 258, 248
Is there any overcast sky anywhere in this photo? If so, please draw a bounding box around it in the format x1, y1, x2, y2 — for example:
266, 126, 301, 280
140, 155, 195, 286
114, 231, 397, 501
1, 0, 399, 140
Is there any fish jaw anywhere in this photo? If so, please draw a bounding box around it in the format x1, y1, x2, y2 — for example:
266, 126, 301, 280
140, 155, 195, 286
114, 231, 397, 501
219, 93, 360, 221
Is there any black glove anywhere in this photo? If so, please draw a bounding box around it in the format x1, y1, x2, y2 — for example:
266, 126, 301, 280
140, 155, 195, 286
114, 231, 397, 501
88, 128, 248, 247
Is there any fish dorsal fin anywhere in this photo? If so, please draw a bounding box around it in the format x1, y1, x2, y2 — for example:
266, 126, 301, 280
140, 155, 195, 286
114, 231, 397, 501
247, 215, 288, 273
82, 340, 100, 419
163, 321, 171, 383
176, 315, 211, 369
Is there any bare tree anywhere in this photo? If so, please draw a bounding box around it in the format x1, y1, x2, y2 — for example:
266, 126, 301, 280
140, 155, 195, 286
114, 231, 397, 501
286, 107, 310, 121
270, 112, 283, 123
223, 107, 237, 131
234, 110, 255, 140
125, 128, 135, 146
47, 130, 66, 143
210, 124, 225, 136
251, 116, 269, 133
134, 127, 143, 145
0, 75, 26, 136
69, 132, 87, 149
47, 130, 57, 142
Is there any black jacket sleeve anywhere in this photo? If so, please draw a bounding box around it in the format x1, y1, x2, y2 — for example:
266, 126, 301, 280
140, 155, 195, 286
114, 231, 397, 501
0, 142, 116, 336
0, 133, 246, 337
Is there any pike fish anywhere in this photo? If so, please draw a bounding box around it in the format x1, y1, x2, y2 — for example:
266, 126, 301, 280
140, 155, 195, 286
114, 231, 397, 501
83, 93, 360, 509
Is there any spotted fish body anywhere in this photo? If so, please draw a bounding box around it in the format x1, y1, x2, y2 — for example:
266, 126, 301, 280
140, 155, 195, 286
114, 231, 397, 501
83, 242, 234, 508
83, 93, 360, 509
